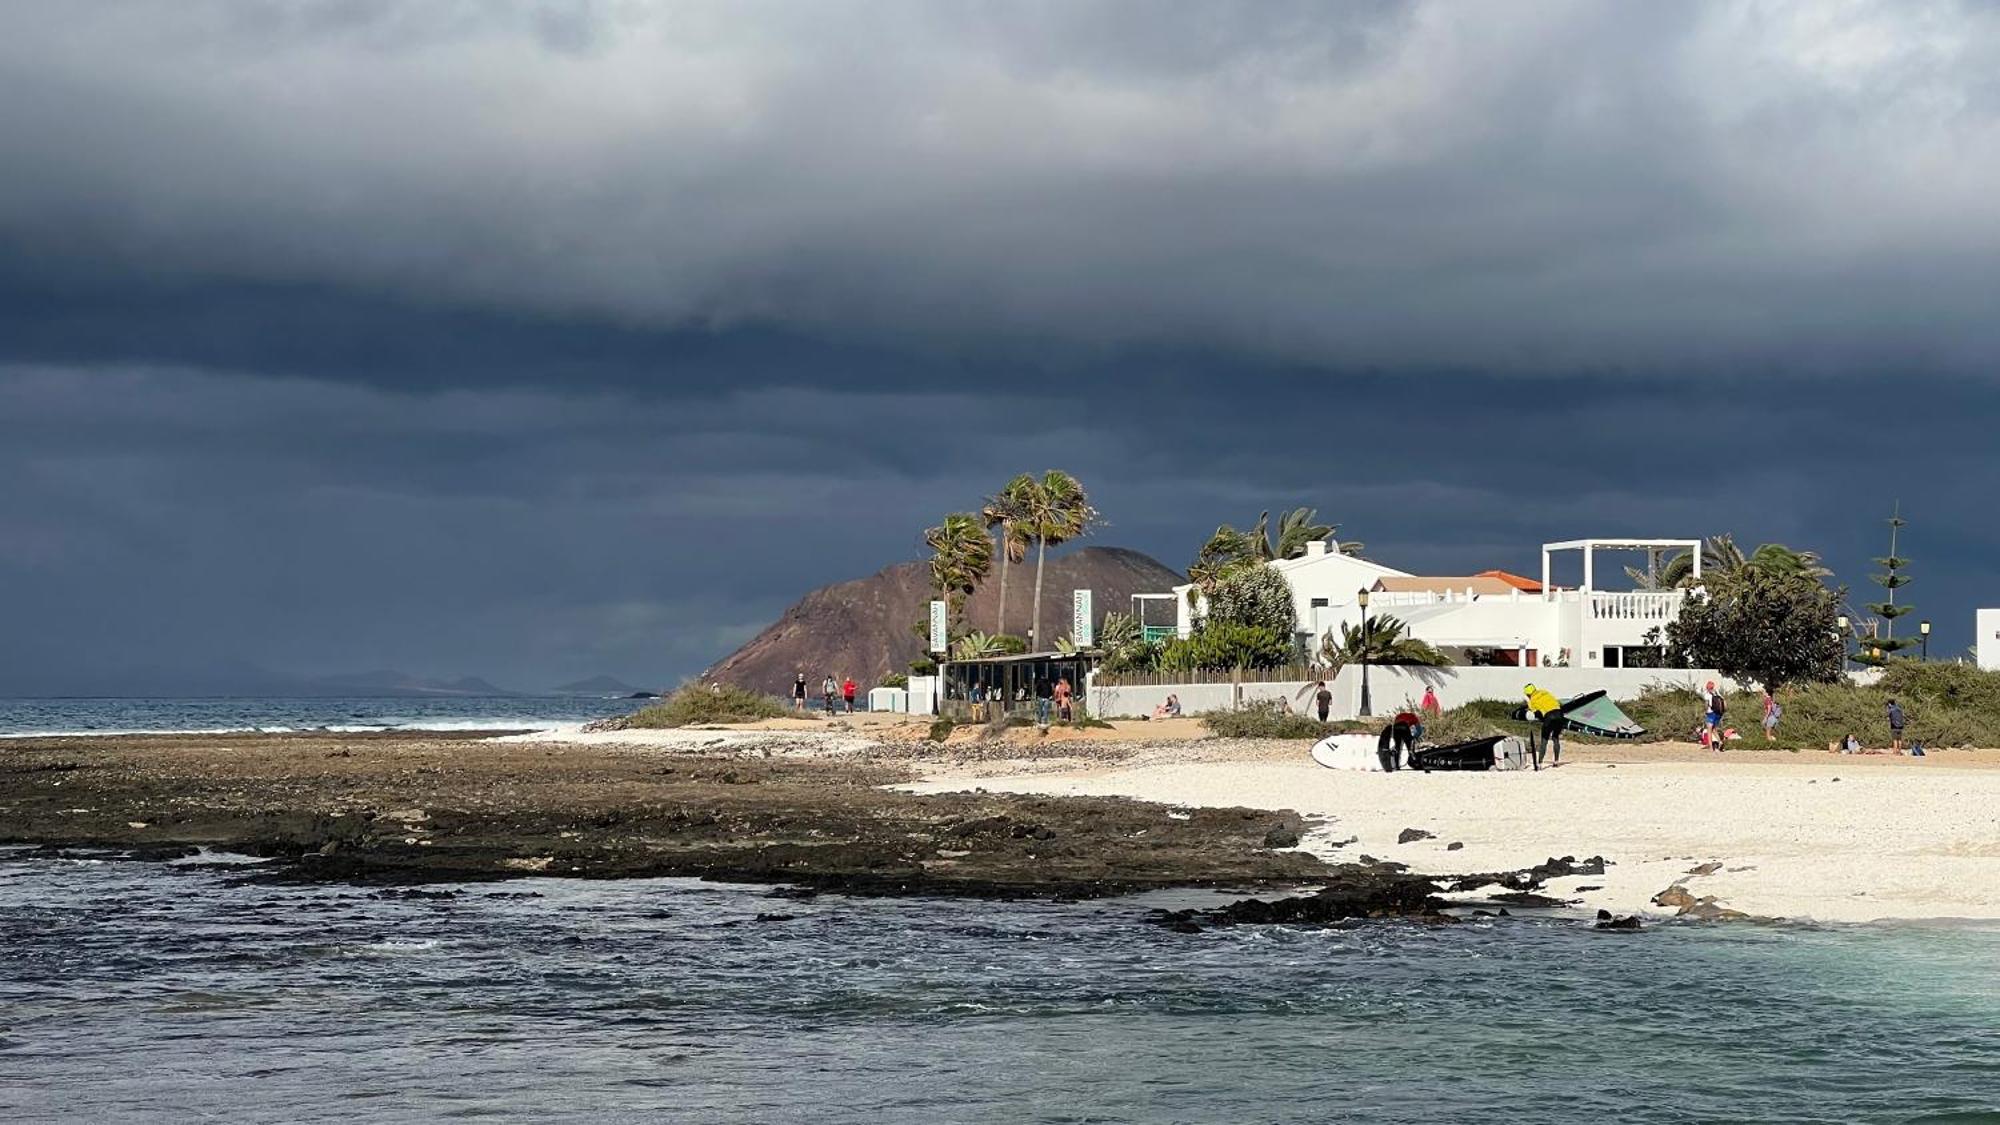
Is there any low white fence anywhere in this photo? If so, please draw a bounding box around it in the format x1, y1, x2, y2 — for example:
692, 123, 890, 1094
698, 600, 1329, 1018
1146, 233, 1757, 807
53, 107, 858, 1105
1088, 665, 1749, 721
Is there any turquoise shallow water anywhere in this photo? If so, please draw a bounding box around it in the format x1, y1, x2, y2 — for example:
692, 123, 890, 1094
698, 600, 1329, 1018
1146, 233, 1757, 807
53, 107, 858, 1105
2, 852, 1997, 1124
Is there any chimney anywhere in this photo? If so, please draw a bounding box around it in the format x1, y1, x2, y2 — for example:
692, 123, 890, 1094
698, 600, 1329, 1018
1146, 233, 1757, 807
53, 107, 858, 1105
1305, 540, 1328, 558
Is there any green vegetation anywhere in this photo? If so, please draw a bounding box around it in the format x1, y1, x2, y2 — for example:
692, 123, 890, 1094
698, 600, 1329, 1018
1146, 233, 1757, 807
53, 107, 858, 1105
1418, 665, 2000, 752
1202, 700, 1331, 740
1014, 470, 1099, 650
927, 717, 957, 743
1625, 534, 1831, 589
924, 511, 993, 635
1158, 621, 1295, 673
1856, 503, 1917, 665
1188, 507, 1361, 593
981, 477, 1034, 637
1664, 566, 1844, 690
1316, 613, 1448, 673
622, 683, 788, 728
879, 672, 909, 689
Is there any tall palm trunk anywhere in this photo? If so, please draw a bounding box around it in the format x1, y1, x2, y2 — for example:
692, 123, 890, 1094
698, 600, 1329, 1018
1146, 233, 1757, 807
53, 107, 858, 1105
994, 528, 1011, 636
1030, 536, 1047, 650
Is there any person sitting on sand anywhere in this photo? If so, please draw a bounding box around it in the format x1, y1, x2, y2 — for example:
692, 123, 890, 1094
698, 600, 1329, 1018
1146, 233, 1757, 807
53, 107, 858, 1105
1155, 693, 1181, 719
1842, 733, 1863, 754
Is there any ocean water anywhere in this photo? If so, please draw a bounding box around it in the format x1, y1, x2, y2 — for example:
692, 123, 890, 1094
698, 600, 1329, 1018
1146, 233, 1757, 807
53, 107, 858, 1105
0, 695, 640, 738
2, 853, 1996, 1124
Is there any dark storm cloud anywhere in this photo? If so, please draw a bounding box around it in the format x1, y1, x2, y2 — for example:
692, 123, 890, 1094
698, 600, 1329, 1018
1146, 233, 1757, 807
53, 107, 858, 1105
4, 359, 1994, 692
4, 1, 2000, 377
3, 2, 1998, 692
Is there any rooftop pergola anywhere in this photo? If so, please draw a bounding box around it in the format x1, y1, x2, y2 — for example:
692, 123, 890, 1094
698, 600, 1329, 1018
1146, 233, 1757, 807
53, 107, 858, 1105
1541, 539, 1701, 593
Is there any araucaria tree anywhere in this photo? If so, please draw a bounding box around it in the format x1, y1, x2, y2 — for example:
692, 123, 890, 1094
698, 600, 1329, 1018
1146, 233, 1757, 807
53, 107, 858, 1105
1664, 566, 1844, 690
1857, 502, 1917, 665
923, 512, 993, 634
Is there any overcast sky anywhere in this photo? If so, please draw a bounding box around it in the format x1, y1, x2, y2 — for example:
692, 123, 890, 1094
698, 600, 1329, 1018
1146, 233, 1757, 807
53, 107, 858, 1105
4, 1, 1996, 692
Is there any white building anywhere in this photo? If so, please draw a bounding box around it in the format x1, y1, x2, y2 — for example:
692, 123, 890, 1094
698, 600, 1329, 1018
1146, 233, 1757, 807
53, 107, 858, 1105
1171, 537, 1701, 670
1978, 609, 2000, 671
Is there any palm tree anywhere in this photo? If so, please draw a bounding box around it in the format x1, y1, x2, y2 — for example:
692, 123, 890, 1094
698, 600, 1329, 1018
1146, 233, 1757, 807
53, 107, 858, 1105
1017, 470, 1098, 650
1626, 535, 1830, 589
981, 475, 1034, 637
1191, 508, 1360, 586
951, 630, 1008, 660
924, 512, 993, 633
1316, 613, 1448, 673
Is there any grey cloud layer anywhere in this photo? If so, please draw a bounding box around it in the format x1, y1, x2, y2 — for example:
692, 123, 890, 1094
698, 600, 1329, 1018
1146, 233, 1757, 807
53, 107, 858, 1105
7, 1, 2000, 374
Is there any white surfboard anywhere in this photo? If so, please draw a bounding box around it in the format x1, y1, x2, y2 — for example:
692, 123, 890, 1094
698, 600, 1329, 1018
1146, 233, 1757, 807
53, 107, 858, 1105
1310, 733, 1392, 771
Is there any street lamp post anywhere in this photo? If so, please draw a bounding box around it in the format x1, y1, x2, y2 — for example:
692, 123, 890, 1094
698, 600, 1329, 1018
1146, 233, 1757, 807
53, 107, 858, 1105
1837, 614, 1849, 671
1356, 587, 1373, 718
1920, 620, 1932, 662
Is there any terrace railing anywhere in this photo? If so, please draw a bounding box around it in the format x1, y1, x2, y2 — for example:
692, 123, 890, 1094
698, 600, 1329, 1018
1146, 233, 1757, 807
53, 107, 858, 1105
1586, 591, 1685, 621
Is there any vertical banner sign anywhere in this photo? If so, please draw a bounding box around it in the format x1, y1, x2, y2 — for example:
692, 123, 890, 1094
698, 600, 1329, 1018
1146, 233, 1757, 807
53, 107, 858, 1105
1072, 589, 1093, 648
929, 600, 949, 654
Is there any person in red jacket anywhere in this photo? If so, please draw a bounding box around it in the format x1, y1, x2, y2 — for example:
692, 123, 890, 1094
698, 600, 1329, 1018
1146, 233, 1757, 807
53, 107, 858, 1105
842, 676, 858, 713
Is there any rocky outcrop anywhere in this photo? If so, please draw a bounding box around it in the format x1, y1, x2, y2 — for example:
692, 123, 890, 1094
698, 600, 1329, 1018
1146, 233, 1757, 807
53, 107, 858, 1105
1150, 867, 1455, 931
702, 546, 1184, 691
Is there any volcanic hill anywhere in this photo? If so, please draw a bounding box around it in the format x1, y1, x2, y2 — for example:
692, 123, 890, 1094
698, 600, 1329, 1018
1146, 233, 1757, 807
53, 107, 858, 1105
704, 546, 1183, 692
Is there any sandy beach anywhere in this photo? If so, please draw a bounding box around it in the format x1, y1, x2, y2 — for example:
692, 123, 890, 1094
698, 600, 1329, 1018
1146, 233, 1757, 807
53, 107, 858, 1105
894, 734, 2000, 924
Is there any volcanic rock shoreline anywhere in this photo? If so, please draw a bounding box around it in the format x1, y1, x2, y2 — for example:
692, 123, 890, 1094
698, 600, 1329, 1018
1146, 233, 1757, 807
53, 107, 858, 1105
1, 731, 1647, 930
0, 731, 1340, 899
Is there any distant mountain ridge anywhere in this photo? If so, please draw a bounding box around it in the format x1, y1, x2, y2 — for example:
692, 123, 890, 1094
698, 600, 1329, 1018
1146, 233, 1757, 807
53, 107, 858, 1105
307, 670, 517, 696
552, 675, 645, 695
703, 545, 1184, 692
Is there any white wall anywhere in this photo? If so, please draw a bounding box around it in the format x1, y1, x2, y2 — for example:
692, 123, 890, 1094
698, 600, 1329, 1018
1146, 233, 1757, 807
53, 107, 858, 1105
1088, 665, 1744, 721
1980, 609, 2000, 671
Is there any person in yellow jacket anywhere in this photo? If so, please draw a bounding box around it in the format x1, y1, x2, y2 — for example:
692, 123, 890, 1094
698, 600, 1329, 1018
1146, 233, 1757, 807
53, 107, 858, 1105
1523, 684, 1566, 770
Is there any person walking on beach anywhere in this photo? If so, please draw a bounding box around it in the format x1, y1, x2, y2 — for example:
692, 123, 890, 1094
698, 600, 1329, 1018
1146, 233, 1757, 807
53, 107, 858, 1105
1887, 699, 1907, 753
1420, 686, 1441, 719
842, 676, 857, 714
1762, 688, 1780, 743
821, 674, 838, 715
1523, 683, 1564, 770
793, 671, 808, 713
1034, 678, 1054, 726
1703, 682, 1726, 751
1053, 676, 1073, 722
1313, 680, 1332, 723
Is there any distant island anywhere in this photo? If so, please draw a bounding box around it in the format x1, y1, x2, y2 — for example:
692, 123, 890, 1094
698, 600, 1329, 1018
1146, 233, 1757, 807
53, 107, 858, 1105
551, 675, 645, 695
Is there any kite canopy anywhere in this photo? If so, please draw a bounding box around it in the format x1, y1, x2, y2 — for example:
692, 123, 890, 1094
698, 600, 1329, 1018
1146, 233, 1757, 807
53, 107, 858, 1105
1508, 689, 1649, 739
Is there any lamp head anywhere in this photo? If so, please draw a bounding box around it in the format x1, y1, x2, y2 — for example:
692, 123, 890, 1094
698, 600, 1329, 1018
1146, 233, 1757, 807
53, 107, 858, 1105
1356, 588, 1370, 608
1920, 620, 1932, 636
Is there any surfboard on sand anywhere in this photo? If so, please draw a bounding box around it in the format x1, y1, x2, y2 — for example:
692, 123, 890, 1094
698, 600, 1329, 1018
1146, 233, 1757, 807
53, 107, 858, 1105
1310, 732, 1391, 771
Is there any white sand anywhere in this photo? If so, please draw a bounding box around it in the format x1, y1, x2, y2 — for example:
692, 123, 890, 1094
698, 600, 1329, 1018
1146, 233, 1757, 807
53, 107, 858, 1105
904, 752, 2000, 924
